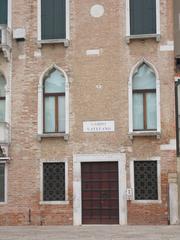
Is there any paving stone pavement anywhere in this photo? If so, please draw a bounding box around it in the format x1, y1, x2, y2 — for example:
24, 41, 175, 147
0, 225, 180, 240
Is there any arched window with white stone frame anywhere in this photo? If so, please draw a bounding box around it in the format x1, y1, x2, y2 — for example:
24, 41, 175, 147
128, 60, 160, 138
38, 65, 69, 140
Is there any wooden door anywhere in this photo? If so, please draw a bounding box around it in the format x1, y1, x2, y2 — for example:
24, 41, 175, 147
81, 162, 119, 224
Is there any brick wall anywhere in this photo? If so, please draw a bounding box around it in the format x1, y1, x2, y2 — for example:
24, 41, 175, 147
0, 0, 177, 225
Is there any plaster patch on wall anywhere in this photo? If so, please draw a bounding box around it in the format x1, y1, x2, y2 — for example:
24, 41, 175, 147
90, 4, 104, 18
34, 50, 42, 58
96, 84, 103, 89
127, 146, 133, 152
18, 54, 26, 60
86, 49, 102, 56
160, 41, 174, 51
160, 139, 176, 150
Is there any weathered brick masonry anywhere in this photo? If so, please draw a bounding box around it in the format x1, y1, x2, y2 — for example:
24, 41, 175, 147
0, 0, 177, 225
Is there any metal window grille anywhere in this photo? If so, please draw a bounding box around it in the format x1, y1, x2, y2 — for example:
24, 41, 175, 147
43, 162, 65, 201
134, 161, 158, 200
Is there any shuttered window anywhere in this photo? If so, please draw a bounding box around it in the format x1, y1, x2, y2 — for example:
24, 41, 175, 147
175, 80, 180, 156
41, 0, 66, 40
0, 0, 8, 25
130, 0, 156, 35
0, 163, 5, 202
0, 75, 6, 122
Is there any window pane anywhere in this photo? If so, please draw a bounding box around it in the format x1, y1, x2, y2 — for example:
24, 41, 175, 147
132, 64, 156, 90
177, 85, 180, 152
45, 97, 55, 132
143, 0, 156, 34
130, 0, 156, 35
146, 93, 157, 129
0, 76, 6, 97
130, 0, 144, 35
178, 85, 180, 114
0, 99, 5, 122
134, 161, 158, 200
41, 0, 66, 40
44, 70, 65, 93
0, 163, 5, 202
0, 0, 7, 24
133, 93, 144, 130
58, 96, 65, 132
43, 162, 65, 201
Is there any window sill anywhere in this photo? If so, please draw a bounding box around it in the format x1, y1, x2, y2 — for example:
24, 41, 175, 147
128, 131, 161, 139
37, 39, 70, 48
37, 133, 69, 141
126, 34, 160, 44
131, 200, 162, 204
0, 157, 10, 162
39, 200, 69, 205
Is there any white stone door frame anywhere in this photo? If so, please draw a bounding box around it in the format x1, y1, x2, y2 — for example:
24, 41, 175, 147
73, 153, 127, 225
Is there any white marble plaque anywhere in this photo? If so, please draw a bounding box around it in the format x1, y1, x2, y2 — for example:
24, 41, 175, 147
83, 121, 115, 132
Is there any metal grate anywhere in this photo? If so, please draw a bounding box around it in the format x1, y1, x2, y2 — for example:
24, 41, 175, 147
43, 162, 65, 201
134, 161, 158, 200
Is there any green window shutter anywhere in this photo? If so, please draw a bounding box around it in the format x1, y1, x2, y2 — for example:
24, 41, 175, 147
41, 0, 66, 40
0, 0, 8, 25
0, 164, 5, 202
130, 0, 156, 35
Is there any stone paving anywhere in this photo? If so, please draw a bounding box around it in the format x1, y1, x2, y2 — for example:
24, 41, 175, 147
0, 225, 180, 240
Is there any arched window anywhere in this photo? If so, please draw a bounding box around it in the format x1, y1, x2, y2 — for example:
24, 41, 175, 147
38, 65, 69, 139
0, 74, 6, 122
132, 63, 157, 131
43, 68, 65, 133
129, 60, 160, 137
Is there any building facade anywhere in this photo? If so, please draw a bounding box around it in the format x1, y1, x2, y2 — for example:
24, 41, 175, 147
0, 0, 178, 225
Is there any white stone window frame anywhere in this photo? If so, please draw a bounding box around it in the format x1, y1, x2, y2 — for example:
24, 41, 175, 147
0, 0, 12, 61
0, 71, 11, 144
0, 161, 8, 205
73, 153, 127, 226
0, 72, 10, 123
37, 64, 69, 140
125, 0, 160, 43
37, 0, 70, 47
128, 58, 161, 139
40, 159, 69, 205
7, 0, 12, 29
130, 157, 161, 204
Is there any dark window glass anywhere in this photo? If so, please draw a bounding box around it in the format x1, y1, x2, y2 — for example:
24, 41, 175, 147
43, 162, 65, 201
41, 0, 66, 40
130, 0, 156, 35
175, 81, 180, 155
134, 161, 158, 200
0, 75, 6, 122
0, 0, 7, 25
0, 163, 5, 202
